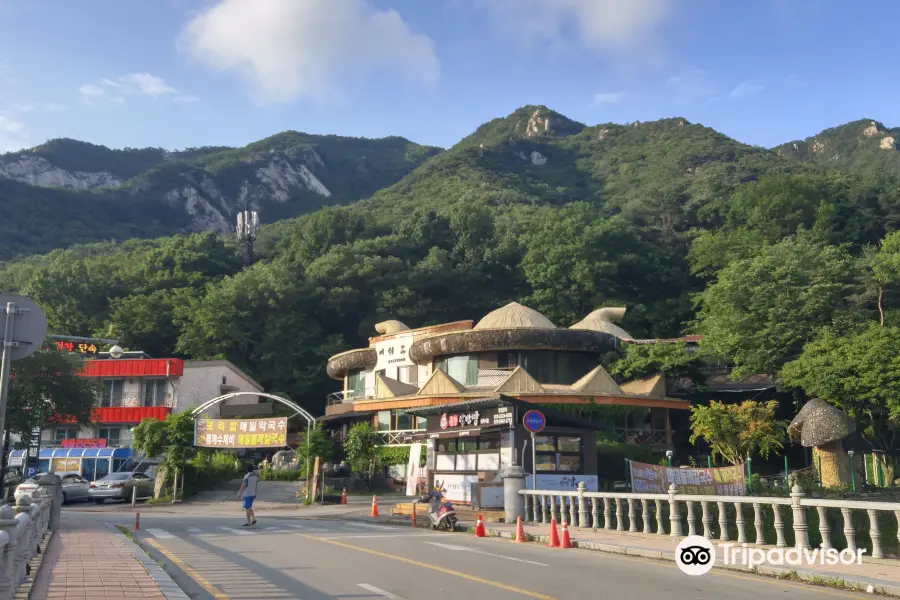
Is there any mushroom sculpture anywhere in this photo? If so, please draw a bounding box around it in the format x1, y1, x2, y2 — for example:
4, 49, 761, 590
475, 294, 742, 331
788, 399, 858, 488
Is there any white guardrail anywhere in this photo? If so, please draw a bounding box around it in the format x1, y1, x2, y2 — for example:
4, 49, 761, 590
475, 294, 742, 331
0, 491, 53, 599
521, 482, 900, 559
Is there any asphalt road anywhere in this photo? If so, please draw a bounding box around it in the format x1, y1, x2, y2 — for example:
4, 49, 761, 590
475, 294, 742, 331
90, 512, 873, 600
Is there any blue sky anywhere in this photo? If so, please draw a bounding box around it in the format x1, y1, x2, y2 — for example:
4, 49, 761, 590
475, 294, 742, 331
1, 0, 898, 153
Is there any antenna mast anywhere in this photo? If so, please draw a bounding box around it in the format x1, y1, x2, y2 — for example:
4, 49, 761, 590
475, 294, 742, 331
236, 210, 259, 265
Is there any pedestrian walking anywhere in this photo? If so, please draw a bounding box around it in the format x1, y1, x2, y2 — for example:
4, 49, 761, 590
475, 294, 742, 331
237, 464, 259, 526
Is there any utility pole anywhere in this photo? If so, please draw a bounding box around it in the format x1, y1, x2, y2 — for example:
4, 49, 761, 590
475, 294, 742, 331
236, 210, 260, 266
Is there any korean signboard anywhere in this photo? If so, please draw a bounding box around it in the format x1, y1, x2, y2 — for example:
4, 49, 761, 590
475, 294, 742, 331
60, 438, 107, 449
194, 417, 288, 448
374, 333, 414, 371
54, 340, 99, 355
427, 405, 515, 432
629, 461, 746, 496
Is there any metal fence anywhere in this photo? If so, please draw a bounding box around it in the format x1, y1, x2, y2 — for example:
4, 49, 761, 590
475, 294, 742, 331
521, 482, 900, 559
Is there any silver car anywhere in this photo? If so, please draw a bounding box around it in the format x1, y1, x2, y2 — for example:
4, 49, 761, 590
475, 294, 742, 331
89, 472, 154, 504
15, 471, 91, 504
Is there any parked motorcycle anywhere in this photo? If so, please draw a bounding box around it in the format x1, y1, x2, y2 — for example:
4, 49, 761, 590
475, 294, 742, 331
425, 483, 458, 531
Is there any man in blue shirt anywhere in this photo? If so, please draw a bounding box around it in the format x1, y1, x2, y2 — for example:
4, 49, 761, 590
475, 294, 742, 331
237, 464, 259, 526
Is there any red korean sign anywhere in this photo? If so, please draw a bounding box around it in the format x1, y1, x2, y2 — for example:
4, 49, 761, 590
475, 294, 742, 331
60, 438, 107, 448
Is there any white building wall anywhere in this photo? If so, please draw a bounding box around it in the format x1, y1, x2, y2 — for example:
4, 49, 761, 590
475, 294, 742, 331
175, 361, 264, 416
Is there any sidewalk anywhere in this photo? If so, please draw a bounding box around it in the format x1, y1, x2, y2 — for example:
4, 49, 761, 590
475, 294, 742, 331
361, 514, 900, 596
31, 519, 186, 600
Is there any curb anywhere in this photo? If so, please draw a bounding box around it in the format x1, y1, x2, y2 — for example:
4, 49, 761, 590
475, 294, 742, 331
105, 523, 191, 600
339, 515, 897, 596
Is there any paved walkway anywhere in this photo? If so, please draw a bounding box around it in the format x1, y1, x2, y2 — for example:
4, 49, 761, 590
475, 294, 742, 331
368, 514, 900, 595
31, 520, 168, 600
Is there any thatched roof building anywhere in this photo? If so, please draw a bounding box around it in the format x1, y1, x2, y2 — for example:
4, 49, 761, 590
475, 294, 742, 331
474, 302, 556, 330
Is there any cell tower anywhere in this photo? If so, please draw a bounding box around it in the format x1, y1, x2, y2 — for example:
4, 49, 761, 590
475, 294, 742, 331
236, 210, 259, 265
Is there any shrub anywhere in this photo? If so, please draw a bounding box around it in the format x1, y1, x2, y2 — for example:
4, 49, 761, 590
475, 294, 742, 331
182, 451, 244, 496
260, 468, 303, 482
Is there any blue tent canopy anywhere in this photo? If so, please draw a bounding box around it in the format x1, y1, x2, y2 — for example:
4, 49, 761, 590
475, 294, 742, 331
9, 448, 132, 459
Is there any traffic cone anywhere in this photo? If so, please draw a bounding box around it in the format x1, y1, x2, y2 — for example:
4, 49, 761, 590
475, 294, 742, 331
513, 516, 526, 543
341, 488, 348, 505
370, 495, 379, 518
135, 512, 140, 532
559, 520, 572, 549
474, 514, 486, 537
547, 518, 560, 547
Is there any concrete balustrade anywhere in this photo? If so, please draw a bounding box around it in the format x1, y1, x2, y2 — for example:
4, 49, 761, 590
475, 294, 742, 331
519, 482, 900, 560
0, 477, 58, 600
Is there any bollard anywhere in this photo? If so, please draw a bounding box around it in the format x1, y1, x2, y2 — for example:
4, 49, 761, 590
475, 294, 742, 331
131, 485, 137, 507
411, 501, 417, 528
135, 512, 140, 531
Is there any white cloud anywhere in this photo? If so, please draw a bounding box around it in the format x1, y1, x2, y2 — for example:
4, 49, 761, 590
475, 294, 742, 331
666, 66, 717, 100
177, 0, 439, 104
729, 81, 763, 100
12, 102, 66, 113
79, 73, 194, 106
0, 116, 29, 153
592, 91, 627, 105
78, 83, 107, 106
476, 0, 674, 54
174, 94, 201, 103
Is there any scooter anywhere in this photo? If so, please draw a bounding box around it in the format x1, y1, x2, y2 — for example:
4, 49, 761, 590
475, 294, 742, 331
425, 483, 458, 531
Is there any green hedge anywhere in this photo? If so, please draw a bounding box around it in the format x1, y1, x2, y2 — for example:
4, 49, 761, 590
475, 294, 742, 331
378, 446, 425, 468
260, 468, 304, 482
183, 451, 244, 496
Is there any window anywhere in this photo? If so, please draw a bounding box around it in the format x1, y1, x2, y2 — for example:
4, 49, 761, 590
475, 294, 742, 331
100, 380, 125, 407
54, 428, 77, 444
347, 370, 367, 398
434, 355, 478, 386
99, 427, 121, 447
534, 435, 583, 473
398, 366, 418, 386
132, 473, 150, 481
143, 379, 167, 407
498, 351, 600, 385
377, 411, 391, 432
375, 410, 426, 432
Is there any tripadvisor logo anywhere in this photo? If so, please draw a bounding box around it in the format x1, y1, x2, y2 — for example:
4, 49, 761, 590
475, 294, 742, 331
675, 535, 867, 576
676, 536, 715, 576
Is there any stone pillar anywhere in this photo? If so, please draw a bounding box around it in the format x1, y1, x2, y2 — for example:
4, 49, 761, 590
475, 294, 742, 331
0, 505, 18, 598
502, 465, 526, 524
35, 474, 62, 531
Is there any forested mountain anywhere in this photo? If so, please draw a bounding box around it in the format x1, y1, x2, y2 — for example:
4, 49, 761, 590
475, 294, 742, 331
775, 119, 900, 178
4, 105, 900, 423
0, 133, 440, 260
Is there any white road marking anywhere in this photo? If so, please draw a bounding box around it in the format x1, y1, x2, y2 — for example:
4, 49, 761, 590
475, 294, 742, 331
187, 527, 202, 533
357, 583, 407, 600
265, 526, 279, 530
424, 542, 548, 566
345, 522, 396, 530
146, 529, 176, 539
286, 524, 328, 532
321, 533, 448, 540
219, 526, 256, 535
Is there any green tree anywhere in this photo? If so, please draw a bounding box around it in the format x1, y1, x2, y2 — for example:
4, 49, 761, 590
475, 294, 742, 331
779, 324, 900, 452
864, 232, 900, 326
608, 341, 703, 381
694, 235, 856, 377
689, 400, 787, 465
297, 424, 335, 470
131, 412, 198, 488
7, 344, 100, 438
344, 422, 378, 476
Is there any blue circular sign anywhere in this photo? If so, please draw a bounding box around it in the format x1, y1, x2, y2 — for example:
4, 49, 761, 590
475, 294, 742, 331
523, 410, 546, 433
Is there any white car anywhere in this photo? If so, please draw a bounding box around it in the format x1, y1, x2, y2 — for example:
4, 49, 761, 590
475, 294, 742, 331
15, 472, 91, 504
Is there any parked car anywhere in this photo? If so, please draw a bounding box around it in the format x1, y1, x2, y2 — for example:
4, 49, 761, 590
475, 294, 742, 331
89, 472, 154, 504
15, 471, 90, 504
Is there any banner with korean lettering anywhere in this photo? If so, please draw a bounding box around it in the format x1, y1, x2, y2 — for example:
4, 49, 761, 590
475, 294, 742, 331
628, 461, 747, 496
194, 417, 288, 448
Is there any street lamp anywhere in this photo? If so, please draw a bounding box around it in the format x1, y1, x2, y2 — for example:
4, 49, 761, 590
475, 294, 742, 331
666, 450, 673, 467
109, 345, 124, 359
848, 450, 856, 493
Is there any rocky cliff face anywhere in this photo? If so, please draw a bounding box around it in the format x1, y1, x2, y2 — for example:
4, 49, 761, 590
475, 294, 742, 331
0, 133, 441, 235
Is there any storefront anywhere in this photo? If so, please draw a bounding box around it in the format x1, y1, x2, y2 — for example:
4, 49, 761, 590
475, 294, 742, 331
405, 395, 601, 504
8, 447, 134, 480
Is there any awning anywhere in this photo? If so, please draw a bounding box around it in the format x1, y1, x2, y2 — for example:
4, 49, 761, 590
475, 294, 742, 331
9, 448, 133, 459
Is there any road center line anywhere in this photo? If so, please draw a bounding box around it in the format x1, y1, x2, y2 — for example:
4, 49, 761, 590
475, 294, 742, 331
144, 537, 230, 600
295, 533, 558, 600
424, 541, 548, 566
357, 583, 407, 600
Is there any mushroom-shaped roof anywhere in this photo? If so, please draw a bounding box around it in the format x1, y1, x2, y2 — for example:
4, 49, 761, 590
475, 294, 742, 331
787, 398, 856, 447
474, 302, 555, 330
375, 320, 410, 335
570, 307, 632, 339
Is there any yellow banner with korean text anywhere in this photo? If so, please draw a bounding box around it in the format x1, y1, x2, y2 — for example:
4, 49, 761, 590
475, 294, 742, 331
194, 417, 288, 448
628, 461, 746, 495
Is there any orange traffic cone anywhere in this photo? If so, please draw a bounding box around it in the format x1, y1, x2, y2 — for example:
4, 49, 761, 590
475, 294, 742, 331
559, 521, 572, 549
341, 488, 348, 505
475, 514, 486, 537
547, 518, 560, 547
513, 516, 526, 543
370, 495, 379, 517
